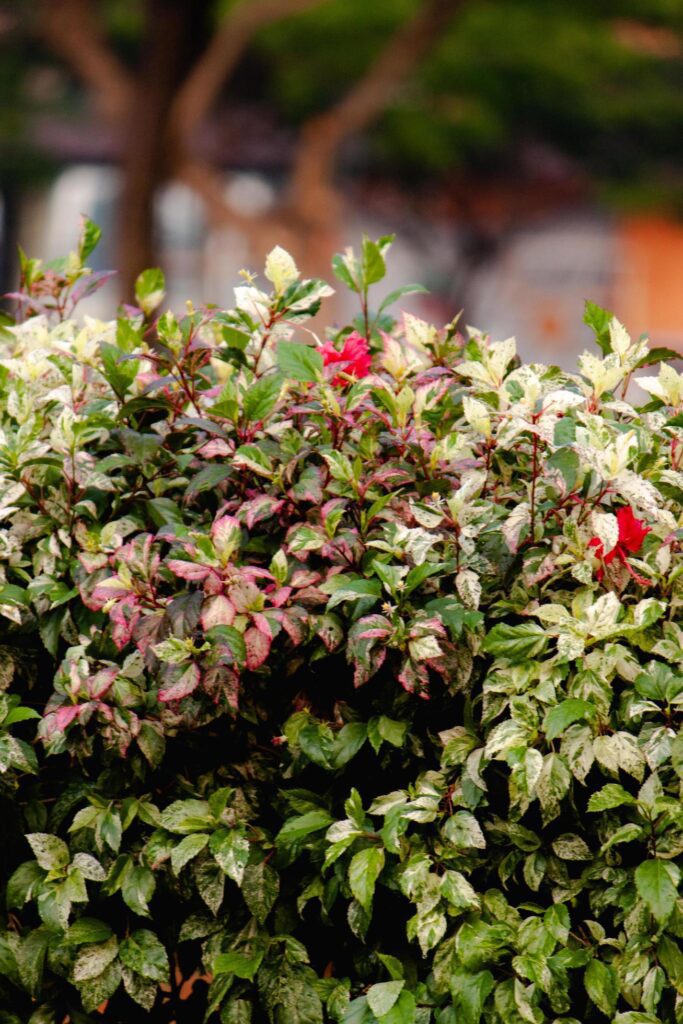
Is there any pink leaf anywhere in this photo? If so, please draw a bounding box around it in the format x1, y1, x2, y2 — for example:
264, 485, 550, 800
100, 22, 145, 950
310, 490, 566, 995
398, 659, 430, 698
42, 704, 83, 738
211, 516, 241, 561
78, 552, 109, 573
252, 612, 274, 638
229, 580, 261, 614
268, 586, 292, 608
281, 607, 308, 646
158, 663, 201, 702
87, 667, 118, 699
201, 594, 235, 630
198, 439, 231, 459
203, 665, 240, 710
109, 595, 141, 650
89, 575, 131, 610
243, 495, 284, 530
291, 570, 322, 589
167, 560, 212, 582
353, 647, 386, 688
245, 627, 271, 671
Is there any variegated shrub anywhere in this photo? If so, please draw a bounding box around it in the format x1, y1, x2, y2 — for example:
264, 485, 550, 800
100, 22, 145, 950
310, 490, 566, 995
0, 221, 682, 1024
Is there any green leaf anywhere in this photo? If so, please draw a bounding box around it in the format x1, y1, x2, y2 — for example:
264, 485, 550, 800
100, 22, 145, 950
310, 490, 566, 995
194, 858, 225, 915
443, 811, 486, 850
348, 847, 384, 910
214, 948, 264, 981
584, 958, 619, 1017
138, 723, 166, 768
121, 966, 157, 1010
299, 722, 336, 766
404, 561, 446, 596
362, 237, 387, 287
324, 578, 381, 611
587, 784, 637, 812
276, 810, 333, 849
553, 416, 576, 447
233, 443, 273, 478
546, 447, 579, 490
100, 810, 122, 852
368, 716, 408, 753
99, 343, 139, 398
121, 865, 155, 917
78, 216, 102, 261
3, 706, 40, 725
72, 935, 119, 982
277, 341, 323, 382
635, 859, 680, 922
27, 1006, 56, 1024
377, 954, 404, 981
544, 699, 595, 740
210, 828, 250, 885
183, 464, 232, 498
613, 1014, 662, 1024
331, 253, 357, 291
17, 927, 50, 997
636, 347, 680, 369
459, 969, 495, 1024
221, 999, 253, 1023
66, 918, 113, 945
242, 373, 282, 422
544, 904, 570, 945
0, 584, 30, 607
171, 833, 209, 874
77, 960, 122, 1014
600, 823, 643, 854
242, 860, 280, 923
7, 860, 45, 908
377, 283, 429, 315
119, 929, 169, 983
341, 997, 373, 1023
583, 300, 613, 355
482, 622, 548, 662
135, 267, 165, 315
26, 833, 70, 872
332, 722, 368, 767
159, 799, 212, 835
367, 980, 404, 1017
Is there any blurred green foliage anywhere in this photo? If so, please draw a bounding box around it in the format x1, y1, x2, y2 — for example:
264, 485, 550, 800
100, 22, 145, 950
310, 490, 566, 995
257, 0, 683, 202
1, 0, 682, 204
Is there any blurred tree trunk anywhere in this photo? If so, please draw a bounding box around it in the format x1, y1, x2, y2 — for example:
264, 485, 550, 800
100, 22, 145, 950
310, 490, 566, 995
39, 0, 464, 298
0, 180, 20, 300
117, 0, 210, 300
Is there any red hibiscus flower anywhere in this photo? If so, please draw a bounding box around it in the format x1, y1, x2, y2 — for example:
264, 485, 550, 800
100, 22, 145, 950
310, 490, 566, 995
320, 331, 371, 386
588, 506, 651, 583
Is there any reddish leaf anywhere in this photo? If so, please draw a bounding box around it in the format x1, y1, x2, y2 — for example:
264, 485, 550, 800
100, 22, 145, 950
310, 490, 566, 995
159, 664, 201, 702
245, 627, 271, 671
201, 595, 235, 630
110, 595, 141, 650
167, 560, 212, 582
41, 704, 83, 738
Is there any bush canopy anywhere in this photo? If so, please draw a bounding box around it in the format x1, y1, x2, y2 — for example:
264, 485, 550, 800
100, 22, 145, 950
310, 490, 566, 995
0, 222, 682, 1024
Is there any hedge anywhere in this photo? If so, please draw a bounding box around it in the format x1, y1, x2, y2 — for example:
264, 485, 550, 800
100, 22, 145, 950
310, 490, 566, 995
0, 221, 682, 1024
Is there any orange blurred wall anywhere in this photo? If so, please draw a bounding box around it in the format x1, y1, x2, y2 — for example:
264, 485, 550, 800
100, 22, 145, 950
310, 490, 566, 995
615, 216, 683, 351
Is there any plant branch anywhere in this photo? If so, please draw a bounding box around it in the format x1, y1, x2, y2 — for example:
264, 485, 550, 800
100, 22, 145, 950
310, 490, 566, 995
168, 0, 328, 148
288, 0, 464, 223
37, 0, 133, 122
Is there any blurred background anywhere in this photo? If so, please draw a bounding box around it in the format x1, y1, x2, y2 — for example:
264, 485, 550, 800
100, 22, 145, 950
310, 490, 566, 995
1, 0, 682, 364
